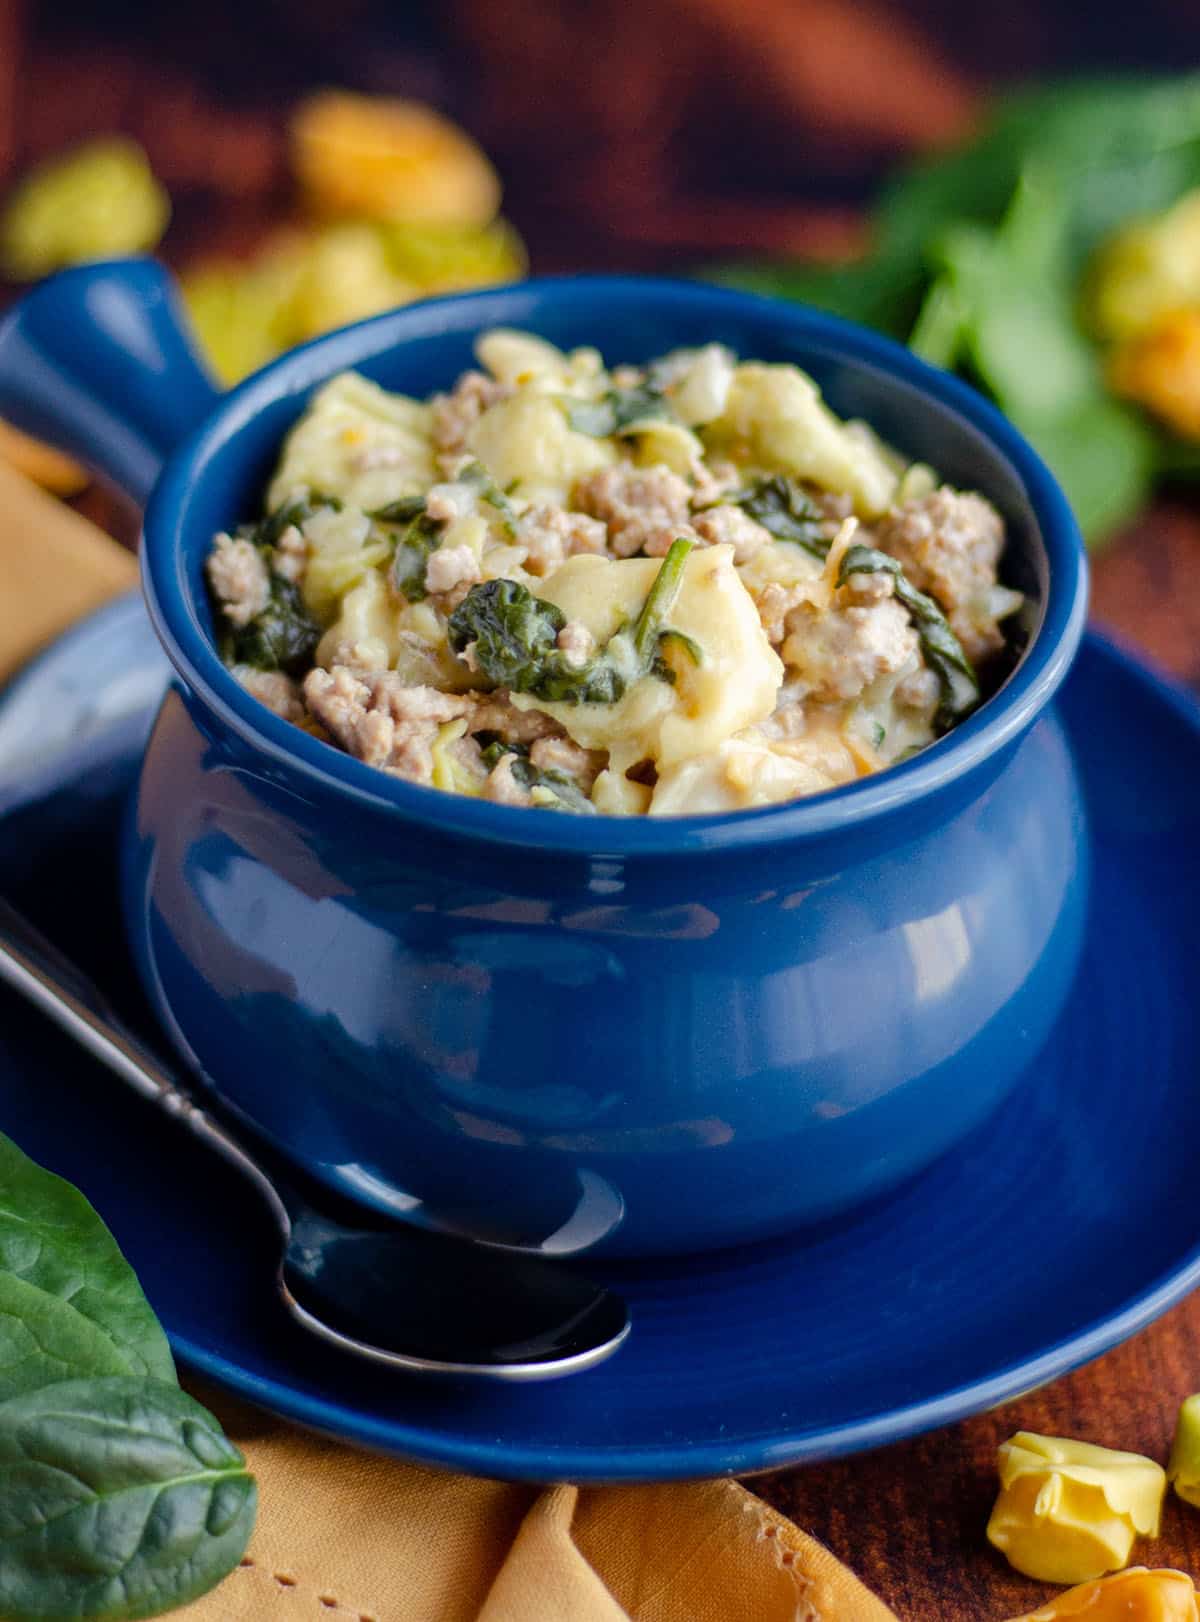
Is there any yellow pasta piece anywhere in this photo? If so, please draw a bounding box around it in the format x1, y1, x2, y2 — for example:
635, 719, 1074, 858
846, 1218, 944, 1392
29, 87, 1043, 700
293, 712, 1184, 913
290, 91, 501, 228
0, 137, 169, 281
1088, 189, 1200, 343
1109, 309, 1200, 442
988, 1434, 1166, 1585
1003, 1567, 1199, 1621
1168, 1395, 1200, 1508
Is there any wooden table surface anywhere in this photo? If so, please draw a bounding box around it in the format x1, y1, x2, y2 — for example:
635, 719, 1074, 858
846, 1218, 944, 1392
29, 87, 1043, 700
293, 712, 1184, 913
5, 5, 1200, 1615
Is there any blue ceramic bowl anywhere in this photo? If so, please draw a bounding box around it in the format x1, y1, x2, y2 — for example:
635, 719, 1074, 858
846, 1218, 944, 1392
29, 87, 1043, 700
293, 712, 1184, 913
0, 261, 1089, 1256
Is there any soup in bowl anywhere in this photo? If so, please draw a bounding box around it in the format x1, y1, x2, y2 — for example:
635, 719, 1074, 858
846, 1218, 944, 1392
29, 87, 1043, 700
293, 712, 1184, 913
0, 263, 1089, 1255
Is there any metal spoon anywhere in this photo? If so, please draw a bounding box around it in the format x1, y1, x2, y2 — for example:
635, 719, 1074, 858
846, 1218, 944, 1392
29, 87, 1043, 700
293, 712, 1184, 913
0, 895, 630, 1380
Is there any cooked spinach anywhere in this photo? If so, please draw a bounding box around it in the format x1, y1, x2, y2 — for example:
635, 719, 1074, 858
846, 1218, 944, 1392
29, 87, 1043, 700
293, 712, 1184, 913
370, 492, 427, 524
0, 1135, 174, 1383
225, 574, 322, 674
718, 475, 829, 558
374, 459, 517, 601
458, 458, 518, 538
212, 495, 328, 674
480, 742, 597, 814
252, 490, 341, 548
0, 1133, 256, 1619
448, 536, 695, 706
0, 1377, 256, 1622
836, 543, 979, 726
386, 513, 441, 602
567, 383, 670, 437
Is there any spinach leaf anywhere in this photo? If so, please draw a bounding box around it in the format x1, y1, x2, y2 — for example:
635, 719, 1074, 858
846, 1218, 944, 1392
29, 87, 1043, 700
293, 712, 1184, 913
448, 577, 567, 692
0, 1136, 173, 1384
480, 743, 597, 815
458, 459, 518, 538
225, 574, 321, 676
252, 490, 341, 548
837, 543, 979, 727
370, 492, 427, 524
448, 537, 696, 707
708, 74, 1200, 541
568, 384, 670, 437
0, 1376, 256, 1622
0, 1272, 136, 1402
719, 475, 829, 558
387, 513, 441, 603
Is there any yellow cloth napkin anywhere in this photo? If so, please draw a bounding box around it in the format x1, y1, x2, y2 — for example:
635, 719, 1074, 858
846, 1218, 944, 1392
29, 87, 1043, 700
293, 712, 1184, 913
0, 454, 899, 1622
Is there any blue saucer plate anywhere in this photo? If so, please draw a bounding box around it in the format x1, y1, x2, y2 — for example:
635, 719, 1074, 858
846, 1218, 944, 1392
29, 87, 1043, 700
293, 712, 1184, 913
1, 595, 1198, 1484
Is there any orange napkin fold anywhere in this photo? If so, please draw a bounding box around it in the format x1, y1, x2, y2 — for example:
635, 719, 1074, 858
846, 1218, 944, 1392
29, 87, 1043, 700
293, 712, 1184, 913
0, 456, 898, 1622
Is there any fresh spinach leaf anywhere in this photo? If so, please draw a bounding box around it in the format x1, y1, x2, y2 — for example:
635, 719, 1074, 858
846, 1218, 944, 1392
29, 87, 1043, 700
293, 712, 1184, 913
0, 1376, 256, 1622
719, 475, 829, 557
836, 543, 979, 727
0, 1136, 173, 1384
0, 1272, 136, 1402
567, 384, 671, 437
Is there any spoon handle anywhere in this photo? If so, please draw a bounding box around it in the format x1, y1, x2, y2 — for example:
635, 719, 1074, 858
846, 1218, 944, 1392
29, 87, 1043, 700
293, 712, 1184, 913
0, 895, 289, 1235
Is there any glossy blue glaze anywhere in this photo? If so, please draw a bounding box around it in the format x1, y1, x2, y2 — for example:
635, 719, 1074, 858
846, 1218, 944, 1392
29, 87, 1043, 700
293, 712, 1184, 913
0, 263, 1090, 1254
0, 622, 1197, 1479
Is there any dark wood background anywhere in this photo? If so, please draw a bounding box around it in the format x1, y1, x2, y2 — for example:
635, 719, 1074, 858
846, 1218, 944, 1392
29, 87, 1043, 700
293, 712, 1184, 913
3, 2, 1200, 1615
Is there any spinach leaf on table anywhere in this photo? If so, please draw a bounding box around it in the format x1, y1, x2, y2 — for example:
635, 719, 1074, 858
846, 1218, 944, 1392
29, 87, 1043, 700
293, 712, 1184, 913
707, 73, 1200, 543
0, 1135, 174, 1383
0, 1376, 257, 1622
0, 1272, 136, 1401
0, 1133, 256, 1619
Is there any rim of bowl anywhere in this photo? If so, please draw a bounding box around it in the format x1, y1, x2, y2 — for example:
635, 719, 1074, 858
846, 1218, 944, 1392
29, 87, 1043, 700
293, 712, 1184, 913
142, 275, 1089, 856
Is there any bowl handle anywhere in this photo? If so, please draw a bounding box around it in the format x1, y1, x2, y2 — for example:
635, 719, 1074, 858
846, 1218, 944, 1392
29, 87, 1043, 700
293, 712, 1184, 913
0, 257, 221, 506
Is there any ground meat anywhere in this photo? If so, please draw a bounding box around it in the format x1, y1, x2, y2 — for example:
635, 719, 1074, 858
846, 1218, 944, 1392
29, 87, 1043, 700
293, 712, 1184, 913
431, 370, 513, 470
424, 481, 474, 524
756, 681, 808, 741
529, 734, 604, 789
471, 691, 565, 746
895, 665, 941, 710
838, 568, 894, 605
688, 458, 740, 508
272, 524, 308, 586
322, 638, 389, 674
518, 505, 608, 575
232, 666, 304, 722
556, 620, 595, 669
573, 463, 694, 558
302, 667, 472, 785
424, 544, 481, 597
206, 533, 270, 627
875, 487, 1007, 663
782, 598, 920, 702
755, 582, 812, 646
482, 752, 534, 806
692, 503, 772, 563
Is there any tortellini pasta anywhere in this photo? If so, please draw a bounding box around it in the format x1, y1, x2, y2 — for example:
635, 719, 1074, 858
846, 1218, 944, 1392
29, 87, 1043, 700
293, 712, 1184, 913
207, 328, 1020, 816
